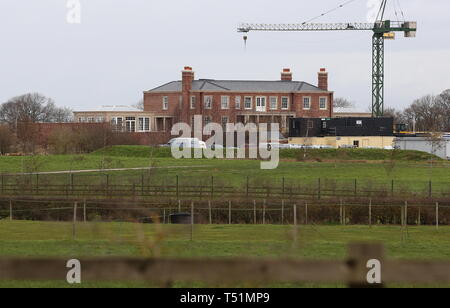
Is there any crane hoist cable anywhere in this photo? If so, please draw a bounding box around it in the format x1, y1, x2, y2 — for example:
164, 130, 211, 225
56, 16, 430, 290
301, 0, 361, 24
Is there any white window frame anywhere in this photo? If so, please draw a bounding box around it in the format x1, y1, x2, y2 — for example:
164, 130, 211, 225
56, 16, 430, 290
303, 97, 311, 110
78, 117, 86, 123
255, 96, 267, 112
190, 96, 196, 109
244, 96, 253, 110
281, 97, 289, 110
138, 117, 150, 132
270, 96, 278, 110
204, 96, 213, 109
125, 117, 136, 133
235, 96, 241, 109
162, 96, 169, 110
319, 97, 328, 110
221, 96, 230, 110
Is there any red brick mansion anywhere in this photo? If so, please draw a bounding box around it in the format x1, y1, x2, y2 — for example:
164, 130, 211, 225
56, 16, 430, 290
143, 67, 333, 134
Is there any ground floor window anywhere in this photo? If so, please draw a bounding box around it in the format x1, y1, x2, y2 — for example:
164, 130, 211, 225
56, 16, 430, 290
138, 117, 150, 132
126, 117, 136, 132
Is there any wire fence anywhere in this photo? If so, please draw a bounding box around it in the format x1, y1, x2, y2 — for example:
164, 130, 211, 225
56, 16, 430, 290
1, 173, 450, 200
1, 197, 448, 227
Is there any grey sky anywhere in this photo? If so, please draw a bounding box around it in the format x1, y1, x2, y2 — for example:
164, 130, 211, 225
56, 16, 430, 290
0, 0, 449, 112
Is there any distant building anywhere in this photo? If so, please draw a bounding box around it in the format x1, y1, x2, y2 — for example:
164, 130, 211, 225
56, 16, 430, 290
288, 117, 395, 149
73, 105, 154, 132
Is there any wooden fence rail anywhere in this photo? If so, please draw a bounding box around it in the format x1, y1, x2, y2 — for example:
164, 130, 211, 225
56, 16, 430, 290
1, 244, 449, 286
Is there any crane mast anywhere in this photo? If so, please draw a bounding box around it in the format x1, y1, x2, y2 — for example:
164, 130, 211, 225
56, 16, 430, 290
237, 1, 417, 117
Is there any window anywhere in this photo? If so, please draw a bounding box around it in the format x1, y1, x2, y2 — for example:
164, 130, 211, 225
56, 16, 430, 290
162, 97, 169, 110
235, 96, 241, 109
87, 117, 95, 123
356, 120, 363, 127
244, 97, 253, 110
319, 97, 328, 110
138, 117, 150, 132
307, 120, 314, 129
95, 117, 105, 123
221, 116, 229, 129
204, 116, 212, 125
221, 96, 230, 109
256, 97, 267, 112
281, 97, 289, 110
204, 96, 213, 109
270, 97, 278, 110
190, 96, 196, 109
303, 97, 311, 110
78, 117, 86, 123
126, 117, 136, 132
111, 117, 123, 132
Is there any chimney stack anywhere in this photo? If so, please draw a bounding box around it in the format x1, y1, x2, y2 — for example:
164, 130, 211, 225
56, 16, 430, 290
318, 68, 328, 91
182, 66, 195, 92
281, 68, 293, 81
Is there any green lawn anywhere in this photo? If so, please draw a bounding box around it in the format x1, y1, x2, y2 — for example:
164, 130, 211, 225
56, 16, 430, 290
1, 155, 450, 196
0, 221, 449, 288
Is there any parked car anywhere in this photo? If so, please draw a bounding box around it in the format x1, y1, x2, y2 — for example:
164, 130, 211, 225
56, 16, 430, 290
164, 138, 207, 149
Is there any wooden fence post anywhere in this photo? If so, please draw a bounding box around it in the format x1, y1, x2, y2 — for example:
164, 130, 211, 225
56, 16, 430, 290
318, 178, 321, 200
229, 201, 232, 225
73, 202, 78, 240
253, 200, 257, 225
9, 199, 12, 221
417, 206, 421, 226
281, 200, 285, 225
190, 202, 194, 241
262, 200, 266, 225
369, 199, 372, 228
178, 200, 181, 212
163, 208, 166, 224
305, 202, 308, 225
83, 199, 87, 223
436, 202, 439, 230
176, 175, 179, 199
404, 201, 408, 226
340, 199, 343, 225
208, 201, 212, 225
293, 204, 297, 226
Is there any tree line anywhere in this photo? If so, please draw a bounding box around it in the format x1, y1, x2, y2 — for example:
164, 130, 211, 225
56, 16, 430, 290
0, 93, 73, 154
335, 89, 450, 132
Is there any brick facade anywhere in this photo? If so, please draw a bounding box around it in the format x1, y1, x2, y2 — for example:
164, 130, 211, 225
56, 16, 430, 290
144, 66, 334, 134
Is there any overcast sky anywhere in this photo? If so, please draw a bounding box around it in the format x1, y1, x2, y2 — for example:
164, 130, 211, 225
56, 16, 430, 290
0, 0, 449, 112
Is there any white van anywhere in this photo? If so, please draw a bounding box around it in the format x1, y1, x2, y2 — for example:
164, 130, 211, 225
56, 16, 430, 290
167, 138, 207, 149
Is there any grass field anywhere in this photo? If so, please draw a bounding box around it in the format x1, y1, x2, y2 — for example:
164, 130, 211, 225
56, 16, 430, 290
1, 147, 450, 187
0, 220, 449, 288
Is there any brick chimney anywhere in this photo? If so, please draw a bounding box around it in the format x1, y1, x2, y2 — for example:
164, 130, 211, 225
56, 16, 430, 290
318, 68, 328, 91
182, 66, 195, 92
281, 68, 293, 81
181, 66, 195, 124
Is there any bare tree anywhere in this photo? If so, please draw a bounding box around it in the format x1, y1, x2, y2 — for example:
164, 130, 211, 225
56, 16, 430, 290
333, 97, 354, 109
133, 99, 144, 111
0, 93, 72, 128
